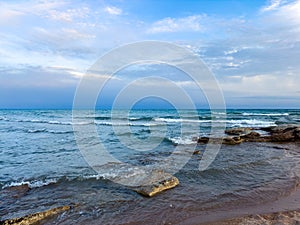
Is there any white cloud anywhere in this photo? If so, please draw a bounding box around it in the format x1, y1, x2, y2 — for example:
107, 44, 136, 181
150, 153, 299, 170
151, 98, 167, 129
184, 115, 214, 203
147, 15, 204, 33
220, 73, 300, 97
0, 8, 23, 25
273, 0, 300, 24
45, 7, 90, 22
104, 6, 122, 15
261, 0, 283, 12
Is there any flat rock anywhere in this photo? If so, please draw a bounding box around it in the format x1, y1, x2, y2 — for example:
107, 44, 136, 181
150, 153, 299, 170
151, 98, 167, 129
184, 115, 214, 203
197, 136, 242, 145
1, 205, 74, 225
133, 170, 179, 197
225, 127, 252, 135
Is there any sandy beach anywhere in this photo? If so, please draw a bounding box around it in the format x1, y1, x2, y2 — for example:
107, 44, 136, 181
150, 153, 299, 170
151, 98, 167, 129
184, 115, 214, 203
182, 188, 300, 224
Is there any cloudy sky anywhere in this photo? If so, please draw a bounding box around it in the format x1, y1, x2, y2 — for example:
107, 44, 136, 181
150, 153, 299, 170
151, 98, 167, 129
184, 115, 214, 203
1, 0, 300, 109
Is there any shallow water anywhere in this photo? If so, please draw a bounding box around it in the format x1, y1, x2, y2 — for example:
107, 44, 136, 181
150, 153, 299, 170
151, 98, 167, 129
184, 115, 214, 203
1, 109, 300, 224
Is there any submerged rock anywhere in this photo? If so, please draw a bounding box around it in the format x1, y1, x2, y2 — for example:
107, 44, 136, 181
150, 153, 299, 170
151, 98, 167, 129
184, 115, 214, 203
95, 163, 180, 197
197, 136, 242, 145
133, 170, 179, 197
1, 205, 74, 225
2, 184, 30, 199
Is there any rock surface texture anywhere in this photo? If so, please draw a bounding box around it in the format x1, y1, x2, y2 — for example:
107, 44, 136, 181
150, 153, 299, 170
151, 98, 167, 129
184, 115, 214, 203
1, 205, 73, 225
133, 170, 179, 197
196, 125, 300, 145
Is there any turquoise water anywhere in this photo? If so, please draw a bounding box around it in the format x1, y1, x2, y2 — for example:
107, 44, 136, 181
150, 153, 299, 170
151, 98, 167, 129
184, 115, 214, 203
1, 109, 300, 224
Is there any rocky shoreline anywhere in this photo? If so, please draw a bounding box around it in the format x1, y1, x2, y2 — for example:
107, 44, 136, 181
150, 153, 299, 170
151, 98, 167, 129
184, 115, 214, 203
196, 124, 300, 145
1, 125, 300, 225
0, 205, 76, 225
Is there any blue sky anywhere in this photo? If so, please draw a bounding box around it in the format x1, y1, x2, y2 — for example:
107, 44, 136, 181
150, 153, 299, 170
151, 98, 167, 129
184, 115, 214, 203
0, 0, 300, 109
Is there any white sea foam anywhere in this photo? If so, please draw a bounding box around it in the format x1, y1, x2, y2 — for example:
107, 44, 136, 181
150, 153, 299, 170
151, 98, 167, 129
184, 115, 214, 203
27, 128, 47, 133
242, 112, 289, 116
48, 120, 72, 125
168, 137, 196, 145
94, 121, 134, 126
153, 117, 275, 127
3, 178, 58, 189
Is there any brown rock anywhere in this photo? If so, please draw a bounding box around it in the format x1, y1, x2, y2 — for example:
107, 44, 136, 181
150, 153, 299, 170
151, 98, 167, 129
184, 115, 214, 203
242, 131, 260, 139
1, 205, 74, 225
222, 137, 243, 145
134, 172, 179, 197
225, 128, 252, 135
294, 128, 300, 140
197, 136, 243, 145
197, 137, 209, 144
240, 131, 262, 142
2, 184, 30, 199
193, 150, 200, 155
269, 126, 299, 142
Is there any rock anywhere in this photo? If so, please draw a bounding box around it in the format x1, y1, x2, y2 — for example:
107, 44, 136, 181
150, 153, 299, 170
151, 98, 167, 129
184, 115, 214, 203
1, 205, 74, 225
93, 163, 180, 197
197, 137, 209, 144
240, 131, 263, 142
260, 126, 277, 132
295, 128, 300, 140
225, 128, 252, 135
222, 136, 243, 145
133, 171, 179, 197
271, 131, 295, 142
269, 125, 299, 142
193, 150, 200, 155
2, 184, 30, 199
269, 125, 298, 134
196, 125, 300, 146
197, 136, 242, 145
242, 131, 260, 139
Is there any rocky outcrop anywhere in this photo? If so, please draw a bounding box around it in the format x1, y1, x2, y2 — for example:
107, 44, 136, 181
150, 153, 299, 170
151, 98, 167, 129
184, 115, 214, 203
1, 205, 75, 225
196, 125, 300, 145
133, 171, 179, 197
268, 125, 300, 142
225, 127, 252, 135
196, 136, 243, 145
93, 164, 180, 197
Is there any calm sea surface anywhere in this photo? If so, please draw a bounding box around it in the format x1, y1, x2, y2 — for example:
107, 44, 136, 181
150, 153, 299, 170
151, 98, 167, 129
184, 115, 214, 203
1, 109, 300, 224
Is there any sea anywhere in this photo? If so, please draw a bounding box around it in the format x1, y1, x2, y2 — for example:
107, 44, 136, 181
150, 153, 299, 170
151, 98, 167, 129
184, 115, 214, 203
1, 109, 300, 224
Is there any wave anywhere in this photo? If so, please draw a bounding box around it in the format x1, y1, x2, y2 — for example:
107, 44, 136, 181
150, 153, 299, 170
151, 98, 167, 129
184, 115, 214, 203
129, 116, 154, 121
27, 128, 47, 133
94, 121, 165, 127
26, 128, 73, 134
94, 116, 112, 120
153, 118, 275, 127
242, 113, 289, 116
3, 178, 59, 189
167, 137, 196, 145
226, 119, 276, 127
154, 118, 203, 123
0, 116, 8, 121
16, 119, 73, 125
95, 121, 132, 126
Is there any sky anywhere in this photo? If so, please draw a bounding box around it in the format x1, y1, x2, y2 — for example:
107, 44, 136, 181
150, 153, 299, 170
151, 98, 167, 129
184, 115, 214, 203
0, 0, 300, 109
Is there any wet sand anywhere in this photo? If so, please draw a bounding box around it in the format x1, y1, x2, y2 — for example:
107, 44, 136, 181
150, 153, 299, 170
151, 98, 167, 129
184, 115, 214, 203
181, 188, 300, 224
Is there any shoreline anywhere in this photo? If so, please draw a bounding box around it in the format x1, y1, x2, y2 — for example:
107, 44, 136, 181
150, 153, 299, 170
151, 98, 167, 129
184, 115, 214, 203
180, 188, 300, 224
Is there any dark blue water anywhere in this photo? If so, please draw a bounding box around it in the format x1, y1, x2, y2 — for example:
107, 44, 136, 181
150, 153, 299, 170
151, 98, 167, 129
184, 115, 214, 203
1, 109, 300, 224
